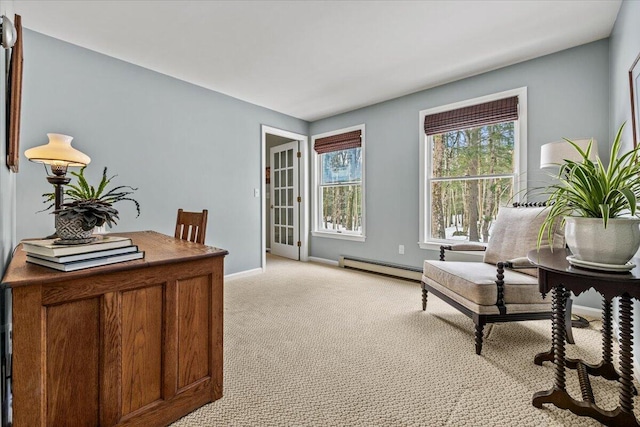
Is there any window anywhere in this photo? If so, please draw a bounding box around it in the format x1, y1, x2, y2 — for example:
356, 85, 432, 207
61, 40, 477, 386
419, 88, 527, 248
312, 125, 365, 241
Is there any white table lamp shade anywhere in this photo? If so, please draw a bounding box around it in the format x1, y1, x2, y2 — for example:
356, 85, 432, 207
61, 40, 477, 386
24, 133, 91, 166
540, 138, 597, 169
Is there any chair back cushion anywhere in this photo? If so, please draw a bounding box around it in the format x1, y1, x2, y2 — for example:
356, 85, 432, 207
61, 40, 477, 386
483, 206, 564, 276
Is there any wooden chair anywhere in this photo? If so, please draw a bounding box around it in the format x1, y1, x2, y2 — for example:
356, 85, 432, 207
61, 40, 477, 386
174, 209, 208, 244
421, 203, 566, 355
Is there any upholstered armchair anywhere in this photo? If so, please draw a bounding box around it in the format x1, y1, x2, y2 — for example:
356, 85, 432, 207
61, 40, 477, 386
421, 204, 565, 355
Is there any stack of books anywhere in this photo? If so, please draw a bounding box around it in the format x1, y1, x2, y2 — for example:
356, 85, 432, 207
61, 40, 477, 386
22, 235, 144, 272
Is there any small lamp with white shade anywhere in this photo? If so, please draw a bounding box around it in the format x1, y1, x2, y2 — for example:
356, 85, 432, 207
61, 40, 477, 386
24, 133, 91, 236
540, 138, 598, 169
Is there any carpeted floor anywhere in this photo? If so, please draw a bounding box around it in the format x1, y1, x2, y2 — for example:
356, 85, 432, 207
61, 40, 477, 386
171, 254, 639, 426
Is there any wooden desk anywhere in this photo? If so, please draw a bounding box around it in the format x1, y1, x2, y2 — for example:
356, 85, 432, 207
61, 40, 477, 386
528, 248, 640, 426
1, 231, 228, 427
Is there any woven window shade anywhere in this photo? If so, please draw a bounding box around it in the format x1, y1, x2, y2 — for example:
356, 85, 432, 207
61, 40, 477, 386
424, 96, 518, 135
314, 130, 362, 154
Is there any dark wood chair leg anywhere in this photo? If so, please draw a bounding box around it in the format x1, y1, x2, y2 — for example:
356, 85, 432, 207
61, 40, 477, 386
422, 287, 428, 311
475, 321, 485, 355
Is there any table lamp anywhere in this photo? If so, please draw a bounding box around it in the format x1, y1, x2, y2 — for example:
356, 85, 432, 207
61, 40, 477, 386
540, 138, 598, 169
24, 133, 91, 235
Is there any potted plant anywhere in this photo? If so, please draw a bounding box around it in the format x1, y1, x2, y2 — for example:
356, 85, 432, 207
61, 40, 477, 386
538, 123, 640, 267
49, 167, 141, 242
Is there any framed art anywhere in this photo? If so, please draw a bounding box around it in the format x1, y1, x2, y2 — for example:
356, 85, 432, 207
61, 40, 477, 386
6, 14, 22, 172
629, 50, 640, 148
265, 166, 270, 184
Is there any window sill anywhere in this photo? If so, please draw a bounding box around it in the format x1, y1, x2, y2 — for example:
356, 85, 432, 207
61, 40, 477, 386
312, 231, 366, 242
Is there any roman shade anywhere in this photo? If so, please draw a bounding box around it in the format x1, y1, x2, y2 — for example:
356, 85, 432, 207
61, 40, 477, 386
424, 96, 519, 136
314, 130, 362, 154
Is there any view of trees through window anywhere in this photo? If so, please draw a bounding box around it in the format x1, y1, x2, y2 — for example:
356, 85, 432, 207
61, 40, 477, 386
430, 122, 515, 242
320, 147, 362, 233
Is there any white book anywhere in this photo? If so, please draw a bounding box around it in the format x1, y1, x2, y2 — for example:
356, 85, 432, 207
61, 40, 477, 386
22, 235, 133, 257
26, 251, 145, 272
27, 245, 139, 264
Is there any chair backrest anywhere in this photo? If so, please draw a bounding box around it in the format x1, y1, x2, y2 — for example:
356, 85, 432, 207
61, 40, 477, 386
175, 209, 208, 244
483, 205, 564, 274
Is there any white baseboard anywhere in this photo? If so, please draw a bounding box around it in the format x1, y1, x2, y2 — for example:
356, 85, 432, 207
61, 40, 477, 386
225, 267, 263, 280
308, 256, 339, 266
572, 304, 602, 318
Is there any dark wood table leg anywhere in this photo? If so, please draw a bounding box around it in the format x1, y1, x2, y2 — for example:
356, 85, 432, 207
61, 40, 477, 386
619, 294, 635, 417
533, 286, 570, 407
566, 297, 637, 395
571, 298, 619, 379
534, 287, 558, 366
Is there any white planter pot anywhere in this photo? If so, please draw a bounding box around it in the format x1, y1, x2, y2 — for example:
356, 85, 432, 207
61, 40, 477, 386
565, 216, 640, 265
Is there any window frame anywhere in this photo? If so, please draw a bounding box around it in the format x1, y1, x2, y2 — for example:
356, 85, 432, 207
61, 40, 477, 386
311, 124, 366, 242
418, 88, 527, 250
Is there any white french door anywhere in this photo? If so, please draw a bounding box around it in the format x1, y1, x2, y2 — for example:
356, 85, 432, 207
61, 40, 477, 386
270, 141, 300, 260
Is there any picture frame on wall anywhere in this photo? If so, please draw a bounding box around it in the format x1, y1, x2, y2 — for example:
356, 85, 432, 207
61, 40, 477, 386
629, 50, 640, 148
6, 14, 23, 173
265, 166, 270, 184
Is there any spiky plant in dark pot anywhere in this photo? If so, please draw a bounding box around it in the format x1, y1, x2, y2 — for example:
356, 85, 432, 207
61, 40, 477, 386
51, 167, 140, 241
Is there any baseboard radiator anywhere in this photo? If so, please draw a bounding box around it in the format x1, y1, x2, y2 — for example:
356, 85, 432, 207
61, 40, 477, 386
339, 256, 422, 282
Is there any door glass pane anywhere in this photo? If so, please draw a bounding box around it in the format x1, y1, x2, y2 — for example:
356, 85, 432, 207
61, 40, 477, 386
274, 153, 279, 169
274, 189, 280, 206
274, 226, 280, 243
288, 149, 293, 167
288, 189, 293, 206
287, 227, 294, 245
281, 152, 286, 169
280, 170, 286, 188
281, 227, 287, 244
274, 208, 280, 225
288, 208, 293, 226
274, 170, 279, 187
281, 208, 287, 225
288, 169, 293, 186
281, 189, 287, 206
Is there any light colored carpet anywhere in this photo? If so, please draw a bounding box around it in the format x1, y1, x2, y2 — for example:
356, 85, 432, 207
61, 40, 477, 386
171, 254, 639, 426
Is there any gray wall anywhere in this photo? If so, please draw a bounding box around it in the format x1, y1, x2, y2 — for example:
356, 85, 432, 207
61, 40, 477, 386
309, 40, 609, 265
309, 40, 609, 309
608, 0, 640, 373
0, 0, 16, 276
611, 1, 640, 146
16, 30, 309, 274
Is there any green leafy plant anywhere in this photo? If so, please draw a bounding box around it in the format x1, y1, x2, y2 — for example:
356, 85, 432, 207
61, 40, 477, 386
538, 123, 640, 247
51, 167, 141, 231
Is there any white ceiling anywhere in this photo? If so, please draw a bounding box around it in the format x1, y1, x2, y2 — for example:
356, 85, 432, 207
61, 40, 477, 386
13, 1, 621, 122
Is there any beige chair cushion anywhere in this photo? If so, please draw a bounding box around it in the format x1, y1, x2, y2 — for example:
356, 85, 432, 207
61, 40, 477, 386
483, 206, 564, 277
423, 260, 547, 306
422, 276, 551, 315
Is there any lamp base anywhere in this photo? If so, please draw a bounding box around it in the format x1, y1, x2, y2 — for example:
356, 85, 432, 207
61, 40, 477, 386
571, 314, 590, 329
